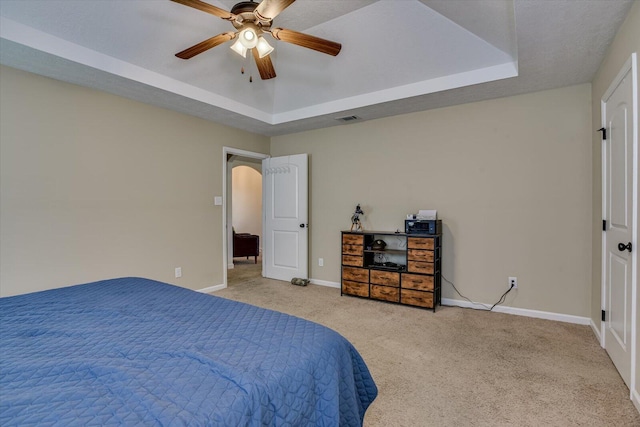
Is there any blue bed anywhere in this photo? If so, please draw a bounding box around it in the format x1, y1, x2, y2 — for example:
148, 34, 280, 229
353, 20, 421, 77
0, 278, 377, 426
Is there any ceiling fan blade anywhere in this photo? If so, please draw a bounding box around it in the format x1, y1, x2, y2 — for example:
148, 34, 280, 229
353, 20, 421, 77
270, 28, 341, 56
252, 48, 276, 80
170, 0, 234, 20
176, 32, 236, 59
255, 0, 296, 21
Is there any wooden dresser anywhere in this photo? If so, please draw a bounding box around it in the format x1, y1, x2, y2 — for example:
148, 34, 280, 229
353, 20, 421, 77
341, 231, 441, 311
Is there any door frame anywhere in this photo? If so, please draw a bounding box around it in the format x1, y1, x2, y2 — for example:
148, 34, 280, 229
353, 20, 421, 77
222, 147, 269, 289
600, 52, 639, 398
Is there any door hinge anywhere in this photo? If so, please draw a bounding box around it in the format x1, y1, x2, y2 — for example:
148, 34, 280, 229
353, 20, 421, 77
603, 219, 607, 231
598, 127, 607, 140
602, 310, 606, 322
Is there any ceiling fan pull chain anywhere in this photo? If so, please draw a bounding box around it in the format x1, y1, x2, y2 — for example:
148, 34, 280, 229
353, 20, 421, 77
249, 52, 254, 83
241, 66, 245, 74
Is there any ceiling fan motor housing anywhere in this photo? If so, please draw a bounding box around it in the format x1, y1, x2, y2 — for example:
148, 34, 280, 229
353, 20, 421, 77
231, 1, 272, 29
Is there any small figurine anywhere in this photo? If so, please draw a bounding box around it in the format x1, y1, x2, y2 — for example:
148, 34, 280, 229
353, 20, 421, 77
350, 204, 364, 231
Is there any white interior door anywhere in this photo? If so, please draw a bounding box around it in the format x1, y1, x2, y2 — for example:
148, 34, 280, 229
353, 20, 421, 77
602, 58, 635, 389
262, 154, 308, 282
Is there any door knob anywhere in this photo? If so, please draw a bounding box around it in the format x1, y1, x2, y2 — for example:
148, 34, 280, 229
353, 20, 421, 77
618, 242, 632, 252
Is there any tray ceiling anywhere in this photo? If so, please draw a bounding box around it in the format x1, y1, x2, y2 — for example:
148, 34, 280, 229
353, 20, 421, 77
0, 0, 634, 136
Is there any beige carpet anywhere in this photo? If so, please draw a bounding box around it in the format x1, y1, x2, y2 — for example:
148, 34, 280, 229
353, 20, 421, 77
221, 260, 640, 426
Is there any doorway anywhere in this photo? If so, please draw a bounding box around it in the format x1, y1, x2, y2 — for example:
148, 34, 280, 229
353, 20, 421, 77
222, 147, 269, 289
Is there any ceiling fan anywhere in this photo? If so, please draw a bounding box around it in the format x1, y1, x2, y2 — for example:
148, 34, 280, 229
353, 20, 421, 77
171, 0, 342, 80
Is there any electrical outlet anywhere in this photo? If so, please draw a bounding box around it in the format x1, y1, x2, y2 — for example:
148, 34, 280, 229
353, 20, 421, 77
318, 258, 324, 267
509, 276, 517, 289
175, 267, 182, 278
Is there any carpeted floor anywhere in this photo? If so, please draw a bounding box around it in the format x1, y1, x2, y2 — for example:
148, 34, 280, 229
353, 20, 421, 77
221, 260, 640, 426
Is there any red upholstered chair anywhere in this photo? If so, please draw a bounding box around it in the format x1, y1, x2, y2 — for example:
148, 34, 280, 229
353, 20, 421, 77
233, 230, 260, 263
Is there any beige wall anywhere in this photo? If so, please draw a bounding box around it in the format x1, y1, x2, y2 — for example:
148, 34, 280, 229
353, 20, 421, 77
272, 84, 593, 317
232, 165, 262, 238
590, 0, 640, 407
0, 65, 269, 296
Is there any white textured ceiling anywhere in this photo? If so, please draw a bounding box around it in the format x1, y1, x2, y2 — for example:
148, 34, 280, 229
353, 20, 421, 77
0, 0, 634, 136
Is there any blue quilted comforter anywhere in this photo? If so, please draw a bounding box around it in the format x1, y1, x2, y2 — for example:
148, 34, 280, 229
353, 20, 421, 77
0, 278, 377, 426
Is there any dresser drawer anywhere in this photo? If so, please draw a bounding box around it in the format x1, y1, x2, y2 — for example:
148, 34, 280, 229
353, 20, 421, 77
342, 234, 364, 245
342, 266, 369, 283
342, 255, 363, 267
401, 273, 434, 291
401, 289, 434, 308
342, 280, 369, 297
342, 244, 363, 256
407, 261, 434, 275
407, 249, 434, 262
370, 270, 400, 287
407, 237, 435, 250
370, 285, 399, 302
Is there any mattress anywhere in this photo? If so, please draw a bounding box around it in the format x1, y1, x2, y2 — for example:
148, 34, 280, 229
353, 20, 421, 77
0, 277, 377, 426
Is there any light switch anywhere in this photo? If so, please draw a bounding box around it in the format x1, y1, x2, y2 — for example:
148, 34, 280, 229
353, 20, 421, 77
214, 196, 222, 206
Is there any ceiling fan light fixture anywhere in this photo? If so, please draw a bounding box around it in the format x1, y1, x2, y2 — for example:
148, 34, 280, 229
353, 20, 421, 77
230, 38, 248, 58
256, 36, 274, 58
239, 28, 258, 49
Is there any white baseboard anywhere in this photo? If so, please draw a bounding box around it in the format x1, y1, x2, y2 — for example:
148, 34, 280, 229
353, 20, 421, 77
632, 389, 640, 413
590, 319, 603, 345
310, 278, 340, 289
441, 297, 591, 325
227, 263, 234, 269
197, 284, 226, 293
